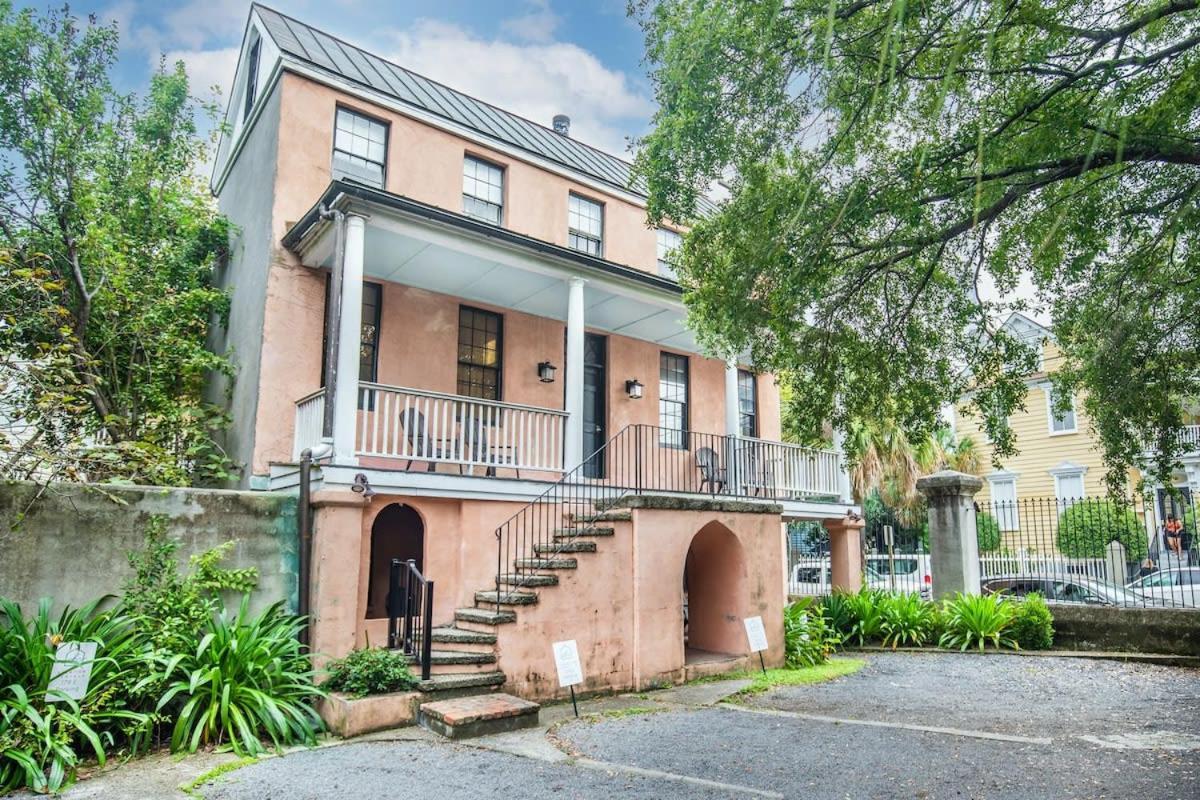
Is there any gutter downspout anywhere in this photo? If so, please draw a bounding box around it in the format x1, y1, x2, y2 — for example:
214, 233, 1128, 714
298, 447, 313, 646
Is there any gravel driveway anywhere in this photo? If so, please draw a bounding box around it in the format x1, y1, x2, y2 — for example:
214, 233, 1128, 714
199, 653, 1200, 800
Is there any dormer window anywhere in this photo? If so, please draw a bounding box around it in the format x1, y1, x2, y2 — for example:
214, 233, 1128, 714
243, 36, 261, 122
332, 108, 388, 188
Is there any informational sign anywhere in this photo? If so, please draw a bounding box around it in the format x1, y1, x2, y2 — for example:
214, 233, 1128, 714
883, 524, 895, 548
743, 616, 769, 653
552, 639, 583, 688
47, 642, 97, 702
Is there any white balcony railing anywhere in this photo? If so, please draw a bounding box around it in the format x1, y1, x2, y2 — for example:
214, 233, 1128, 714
735, 436, 844, 499
293, 384, 568, 474
1180, 425, 1200, 453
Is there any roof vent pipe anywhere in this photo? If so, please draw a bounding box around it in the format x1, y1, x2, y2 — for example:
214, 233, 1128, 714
552, 114, 570, 137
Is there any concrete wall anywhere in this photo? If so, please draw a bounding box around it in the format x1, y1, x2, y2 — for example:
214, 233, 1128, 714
209, 80, 284, 486
1048, 604, 1200, 657
0, 483, 299, 614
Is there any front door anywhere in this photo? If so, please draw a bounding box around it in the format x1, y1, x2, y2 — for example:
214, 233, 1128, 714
582, 333, 607, 478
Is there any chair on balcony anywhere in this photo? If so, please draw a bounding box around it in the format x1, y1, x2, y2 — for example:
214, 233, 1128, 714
461, 414, 521, 479
400, 409, 455, 472
695, 446, 726, 494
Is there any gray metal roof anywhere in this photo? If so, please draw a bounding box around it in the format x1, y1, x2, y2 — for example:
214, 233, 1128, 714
253, 4, 646, 199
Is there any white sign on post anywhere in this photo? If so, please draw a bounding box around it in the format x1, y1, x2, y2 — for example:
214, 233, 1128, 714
47, 642, 97, 702
743, 616, 769, 653
552, 639, 583, 688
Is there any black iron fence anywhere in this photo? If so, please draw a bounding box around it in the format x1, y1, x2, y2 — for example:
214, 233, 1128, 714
976, 494, 1198, 608
387, 558, 433, 680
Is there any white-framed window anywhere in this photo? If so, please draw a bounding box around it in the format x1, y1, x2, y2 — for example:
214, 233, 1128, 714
568, 193, 603, 256
1049, 462, 1088, 507
243, 35, 261, 122
656, 228, 681, 279
332, 107, 388, 188
988, 475, 1019, 531
462, 155, 503, 225
1046, 385, 1077, 434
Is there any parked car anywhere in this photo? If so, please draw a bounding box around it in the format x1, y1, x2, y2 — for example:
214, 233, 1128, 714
981, 574, 1176, 607
1124, 568, 1200, 608
789, 558, 930, 599
865, 554, 931, 597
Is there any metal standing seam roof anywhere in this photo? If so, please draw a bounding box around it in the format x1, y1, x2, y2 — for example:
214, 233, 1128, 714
252, 3, 650, 200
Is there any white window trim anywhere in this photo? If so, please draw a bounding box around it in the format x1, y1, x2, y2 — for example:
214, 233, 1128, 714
1049, 461, 1088, 505
1044, 384, 1078, 436
986, 471, 1020, 532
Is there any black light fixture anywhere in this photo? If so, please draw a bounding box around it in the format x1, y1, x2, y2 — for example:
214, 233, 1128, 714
625, 379, 644, 399
537, 361, 557, 383
350, 472, 376, 498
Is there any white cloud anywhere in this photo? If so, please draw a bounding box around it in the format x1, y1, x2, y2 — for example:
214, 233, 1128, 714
383, 20, 653, 159
501, 0, 562, 43
159, 0, 250, 50
162, 46, 240, 102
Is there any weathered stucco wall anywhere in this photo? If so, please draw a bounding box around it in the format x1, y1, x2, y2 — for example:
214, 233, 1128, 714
0, 483, 299, 614
1049, 604, 1200, 657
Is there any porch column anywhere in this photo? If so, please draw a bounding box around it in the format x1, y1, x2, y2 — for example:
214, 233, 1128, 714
724, 360, 741, 494
832, 395, 854, 503
564, 276, 586, 471
332, 213, 367, 464
826, 513, 866, 593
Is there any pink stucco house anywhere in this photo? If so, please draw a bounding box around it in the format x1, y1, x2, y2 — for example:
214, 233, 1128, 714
211, 5, 861, 701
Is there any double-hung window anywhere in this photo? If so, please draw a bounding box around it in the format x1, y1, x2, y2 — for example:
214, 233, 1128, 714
457, 306, 503, 401
989, 477, 1019, 532
568, 193, 603, 256
332, 108, 387, 188
1054, 471, 1085, 506
656, 228, 681, 279
1046, 385, 1077, 434
462, 156, 504, 225
658, 352, 689, 448
737, 369, 758, 437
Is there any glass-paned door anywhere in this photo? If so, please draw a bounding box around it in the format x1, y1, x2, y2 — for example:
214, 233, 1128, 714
582, 333, 607, 478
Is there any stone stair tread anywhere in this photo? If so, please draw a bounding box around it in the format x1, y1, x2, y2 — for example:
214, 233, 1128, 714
497, 573, 559, 587
418, 692, 539, 739
430, 626, 497, 645
428, 649, 496, 665
454, 607, 516, 626
567, 510, 632, 523
554, 526, 615, 538
534, 541, 597, 554
416, 671, 505, 693
474, 589, 538, 606
514, 557, 577, 570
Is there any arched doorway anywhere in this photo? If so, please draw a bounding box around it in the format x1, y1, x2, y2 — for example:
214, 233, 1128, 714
683, 522, 747, 661
366, 504, 424, 619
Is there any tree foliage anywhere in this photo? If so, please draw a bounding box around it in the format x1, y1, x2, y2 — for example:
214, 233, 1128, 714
1056, 499, 1148, 559
632, 0, 1200, 494
0, 3, 234, 486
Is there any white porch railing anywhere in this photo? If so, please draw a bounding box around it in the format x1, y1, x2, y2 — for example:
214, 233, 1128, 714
980, 552, 1110, 582
293, 389, 327, 460
1179, 424, 1200, 453
356, 383, 568, 473
735, 437, 843, 499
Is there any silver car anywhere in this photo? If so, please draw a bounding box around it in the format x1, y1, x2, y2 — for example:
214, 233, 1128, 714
1125, 568, 1200, 608
982, 574, 1177, 608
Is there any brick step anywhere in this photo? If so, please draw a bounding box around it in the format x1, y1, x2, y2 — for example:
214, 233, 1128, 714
566, 509, 631, 523
474, 589, 538, 607
419, 692, 540, 739
496, 573, 559, 587
553, 526, 614, 538
514, 557, 577, 570
453, 607, 516, 632
416, 671, 505, 695
429, 626, 497, 646
533, 540, 596, 554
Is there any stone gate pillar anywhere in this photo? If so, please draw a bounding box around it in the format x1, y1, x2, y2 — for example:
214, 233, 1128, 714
916, 470, 984, 600
825, 513, 866, 593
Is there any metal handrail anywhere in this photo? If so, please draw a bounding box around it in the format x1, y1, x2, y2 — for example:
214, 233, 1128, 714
386, 558, 434, 681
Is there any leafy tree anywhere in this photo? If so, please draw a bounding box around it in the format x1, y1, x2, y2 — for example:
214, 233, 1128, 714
1056, 500, 1148, 560
975, 511, 1001, 553
632, 0, 1200, 494
0, 3, 234, 486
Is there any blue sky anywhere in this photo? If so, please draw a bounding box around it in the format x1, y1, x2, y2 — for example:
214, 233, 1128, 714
22, 0, 655, 158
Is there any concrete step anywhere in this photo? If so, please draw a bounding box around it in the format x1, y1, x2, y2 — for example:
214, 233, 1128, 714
416, 671, 506, 695
419, 692, 540, 739
429, 626, 497, 646
534, 540, 597, 554
566, 509, 631, 523
429, 649, 496, 666
454, 607, 516, 631
554, 526, 615, 538
474, 589, 538, 607
514, 557, 578, 570
497, 573, 559, 587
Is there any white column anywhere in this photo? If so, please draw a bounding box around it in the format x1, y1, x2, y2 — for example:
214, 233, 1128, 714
564, 276, 586, 471
332, 213, 366, 464
832, 396, 854, 503
724, 359, 741, 495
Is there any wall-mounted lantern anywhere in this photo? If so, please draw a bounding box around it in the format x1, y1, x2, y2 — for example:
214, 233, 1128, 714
537, 361, 557, 383
625, 379, 644, 399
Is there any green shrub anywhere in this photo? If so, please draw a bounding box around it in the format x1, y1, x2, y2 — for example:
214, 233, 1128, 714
1056, 501, 1148, 560
0, 599, 153, 794
783, 598, 841, 667
818, 591, 857, 639
939, 593, 1016, 651
1009, 593, 1054, 650
844, 588, 888, 645
123, 516, 259, 654
975, 512, 1002, 553
156, 599, 324, 756
879, 592, 938, 648
323, 647, 419, 698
